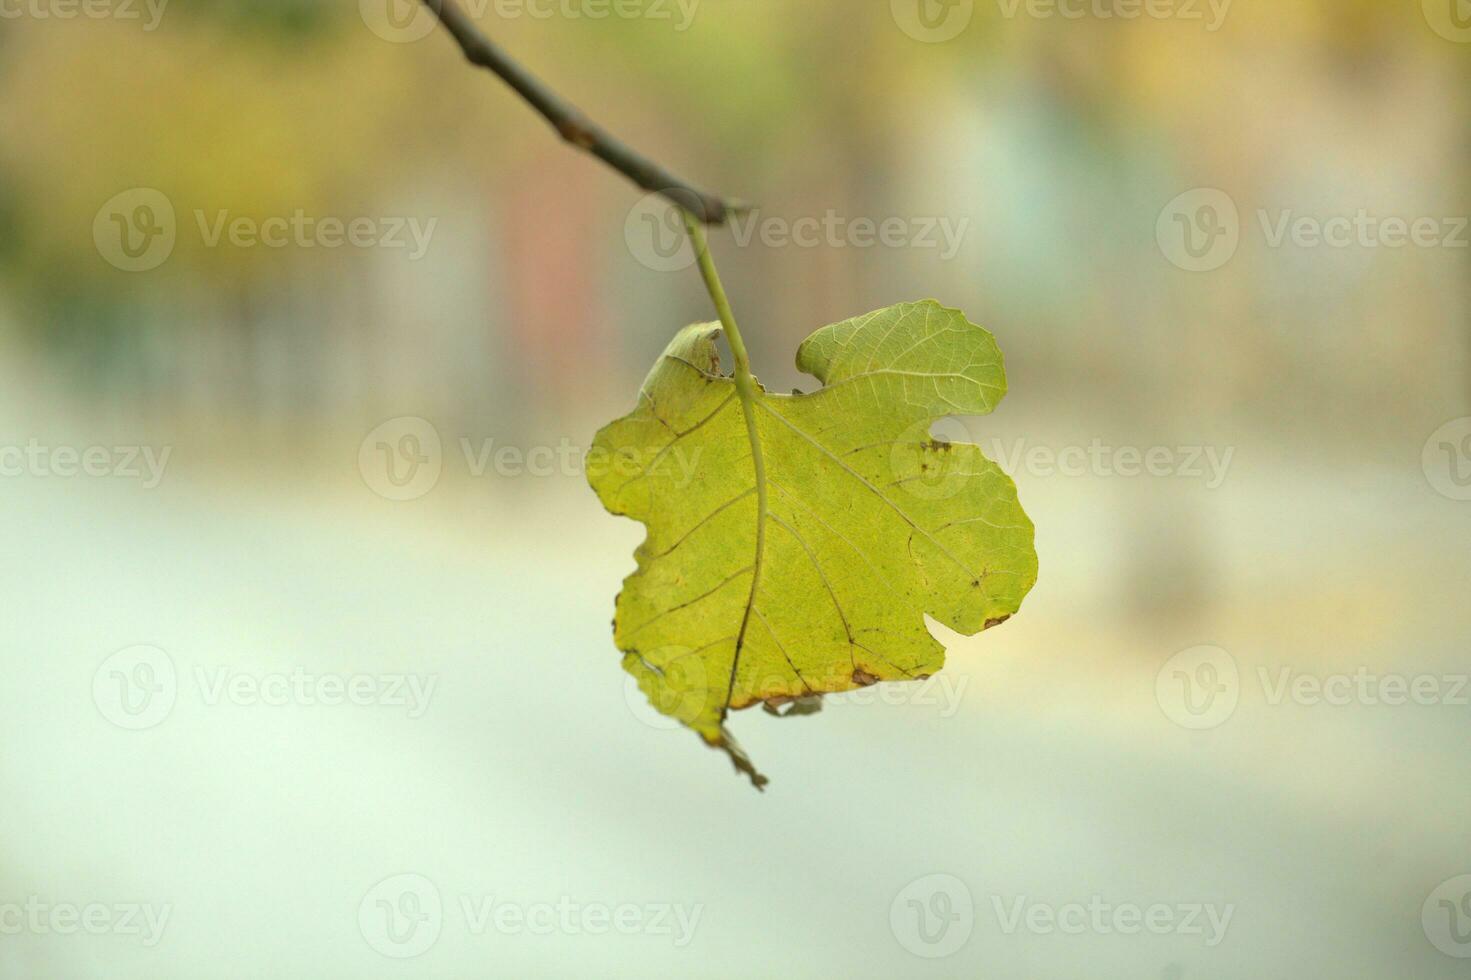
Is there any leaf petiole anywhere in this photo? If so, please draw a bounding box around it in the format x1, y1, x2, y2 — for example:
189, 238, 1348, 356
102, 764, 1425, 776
681, 209, 756, 394
680, 208, 772, 789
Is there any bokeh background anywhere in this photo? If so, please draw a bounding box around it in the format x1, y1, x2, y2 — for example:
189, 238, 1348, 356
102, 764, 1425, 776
2, 0, 1469, 976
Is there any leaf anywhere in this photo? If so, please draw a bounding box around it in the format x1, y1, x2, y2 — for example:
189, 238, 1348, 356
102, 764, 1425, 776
587, 300, 1038, 788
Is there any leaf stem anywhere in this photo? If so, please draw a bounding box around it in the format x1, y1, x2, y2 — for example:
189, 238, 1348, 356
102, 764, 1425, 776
682, 209, 754, 390
681, 209, 771, 792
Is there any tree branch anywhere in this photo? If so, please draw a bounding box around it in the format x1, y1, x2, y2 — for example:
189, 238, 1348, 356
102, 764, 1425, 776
419, 0, 743, 225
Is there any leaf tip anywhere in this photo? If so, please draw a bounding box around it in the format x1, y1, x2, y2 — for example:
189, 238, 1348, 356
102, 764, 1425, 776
705, 729, 769, 792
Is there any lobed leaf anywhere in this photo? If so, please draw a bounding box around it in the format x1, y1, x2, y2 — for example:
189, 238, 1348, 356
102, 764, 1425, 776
588, 301, 1037, 787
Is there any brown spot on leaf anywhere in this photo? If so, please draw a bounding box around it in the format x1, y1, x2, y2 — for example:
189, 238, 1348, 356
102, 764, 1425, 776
984, 615, 1011, 630
851, 668, 879, 687
763, 696, 823, 718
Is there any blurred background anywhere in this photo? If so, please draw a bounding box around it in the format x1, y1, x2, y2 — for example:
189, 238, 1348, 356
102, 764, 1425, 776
1, 0, 1469, 976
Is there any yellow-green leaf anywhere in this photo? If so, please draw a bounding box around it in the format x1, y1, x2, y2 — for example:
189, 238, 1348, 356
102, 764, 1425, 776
588, 300, 1037, 788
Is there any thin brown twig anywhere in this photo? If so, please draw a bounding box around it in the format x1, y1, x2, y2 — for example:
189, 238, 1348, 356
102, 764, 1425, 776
418, 0, 743, 225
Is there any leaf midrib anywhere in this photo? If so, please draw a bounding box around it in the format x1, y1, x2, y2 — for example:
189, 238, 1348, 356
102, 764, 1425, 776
723, 375, 768, 719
